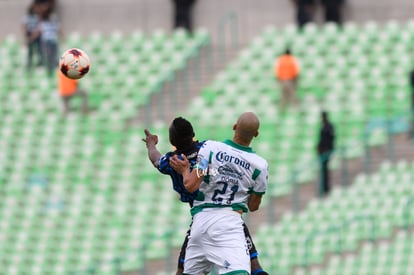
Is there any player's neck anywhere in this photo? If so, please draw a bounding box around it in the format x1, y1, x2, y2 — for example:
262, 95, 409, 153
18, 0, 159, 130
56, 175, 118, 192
232, 137, 251, 147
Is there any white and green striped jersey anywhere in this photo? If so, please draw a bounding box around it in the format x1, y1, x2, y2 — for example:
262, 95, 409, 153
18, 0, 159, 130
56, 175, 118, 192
191, 139, 268, 216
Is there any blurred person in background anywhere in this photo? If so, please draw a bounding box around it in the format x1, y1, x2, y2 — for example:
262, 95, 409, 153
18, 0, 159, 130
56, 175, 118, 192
321, 0, 345, 25
142, 117, 269, 275
46, 0, 57, 14
291, 0, 317, 29
57, 69, 89, 116
35, 0, 56, 14
172, 0, 197, 33
274, 47, 300, 112
31, 0, 60, 77
22, 2, 43, 71
316, 111, 335, 196
409, 68, 414, 138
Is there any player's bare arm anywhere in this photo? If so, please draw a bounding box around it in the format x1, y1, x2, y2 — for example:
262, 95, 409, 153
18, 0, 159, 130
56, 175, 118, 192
248, 193, 262, 212
142, 129, 162, 167
170, 154, 203, 193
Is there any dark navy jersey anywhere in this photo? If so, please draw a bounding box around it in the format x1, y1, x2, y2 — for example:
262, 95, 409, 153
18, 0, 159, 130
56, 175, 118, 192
158, 140, 205, 206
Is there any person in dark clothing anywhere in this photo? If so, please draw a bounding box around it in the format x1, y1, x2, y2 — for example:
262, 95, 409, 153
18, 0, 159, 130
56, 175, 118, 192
409, 69, 414, 138
172, 0, 196, 33
291, 0, 316, 29
317, 111, 335, 196
37, 10, 60, 77
22, 2, 43, 70
142, 117, 268, 275
321, 0, 345, 25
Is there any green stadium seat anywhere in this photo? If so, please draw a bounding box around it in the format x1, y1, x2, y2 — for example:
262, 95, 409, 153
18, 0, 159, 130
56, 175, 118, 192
2, 20, 414, 275
253, 158, 414, 274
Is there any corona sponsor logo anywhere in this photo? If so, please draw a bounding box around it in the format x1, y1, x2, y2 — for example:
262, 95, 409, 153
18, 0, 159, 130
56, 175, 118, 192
216, 151, 250, 169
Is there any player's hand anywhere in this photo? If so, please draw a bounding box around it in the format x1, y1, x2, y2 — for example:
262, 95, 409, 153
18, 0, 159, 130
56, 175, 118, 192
170, 154, 190, 175
142, 129, 158, 147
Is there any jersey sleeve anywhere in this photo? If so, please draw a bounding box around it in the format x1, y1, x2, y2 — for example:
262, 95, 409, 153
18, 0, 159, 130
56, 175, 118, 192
195, 140, 211, 165
158, 152, 174, 175
251, 161, 268, 195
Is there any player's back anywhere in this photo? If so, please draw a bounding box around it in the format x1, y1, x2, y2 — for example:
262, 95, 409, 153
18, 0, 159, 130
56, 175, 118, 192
191, 139, 268, 215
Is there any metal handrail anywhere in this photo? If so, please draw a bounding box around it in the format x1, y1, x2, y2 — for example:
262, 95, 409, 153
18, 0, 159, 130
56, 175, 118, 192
217, 11, 239, 61
288, 111, 411, 211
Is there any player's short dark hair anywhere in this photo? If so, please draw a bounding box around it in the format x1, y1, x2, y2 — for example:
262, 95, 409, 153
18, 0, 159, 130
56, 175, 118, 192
169, 117, 195, 150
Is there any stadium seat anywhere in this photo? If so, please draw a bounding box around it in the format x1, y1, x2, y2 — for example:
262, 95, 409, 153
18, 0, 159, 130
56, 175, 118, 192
1, 20, 413, 274
0, 28, 212, 274
323, 230, 414, 275
253, 159, 414, 274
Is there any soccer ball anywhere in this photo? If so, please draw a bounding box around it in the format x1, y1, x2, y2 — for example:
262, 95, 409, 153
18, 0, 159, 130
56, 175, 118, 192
59, 48, 90, 80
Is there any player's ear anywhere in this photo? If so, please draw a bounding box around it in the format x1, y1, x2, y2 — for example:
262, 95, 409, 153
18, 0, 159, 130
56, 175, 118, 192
233, 124, 237, 131
254, 130, 259, 137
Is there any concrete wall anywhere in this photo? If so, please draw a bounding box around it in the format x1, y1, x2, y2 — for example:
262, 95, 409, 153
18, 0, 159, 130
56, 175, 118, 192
2, 0, 414, 44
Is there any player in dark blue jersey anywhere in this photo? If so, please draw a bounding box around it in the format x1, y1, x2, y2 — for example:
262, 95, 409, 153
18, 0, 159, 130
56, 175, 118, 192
143, 117, 268, 275
158, 141, 203, 206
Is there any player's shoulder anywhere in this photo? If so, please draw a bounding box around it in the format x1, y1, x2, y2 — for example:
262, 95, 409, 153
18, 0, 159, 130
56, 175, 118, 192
196, 140, 207, 148
160, 151, 175, 162
200, 139, 223, 149
158, 151, 177, 172
254, 154, 269, 168
247, 150, 268, 169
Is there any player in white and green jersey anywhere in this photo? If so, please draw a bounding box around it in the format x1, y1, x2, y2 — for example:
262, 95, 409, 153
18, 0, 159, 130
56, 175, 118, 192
189, 139, 267, 216
170, 112, 268, 275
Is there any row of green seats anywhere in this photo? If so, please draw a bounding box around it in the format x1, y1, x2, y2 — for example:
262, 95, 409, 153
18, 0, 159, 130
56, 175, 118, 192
253, 160, 414, 274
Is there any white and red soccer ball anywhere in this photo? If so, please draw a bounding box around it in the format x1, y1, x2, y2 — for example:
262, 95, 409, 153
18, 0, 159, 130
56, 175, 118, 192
59, 48, 90, 80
